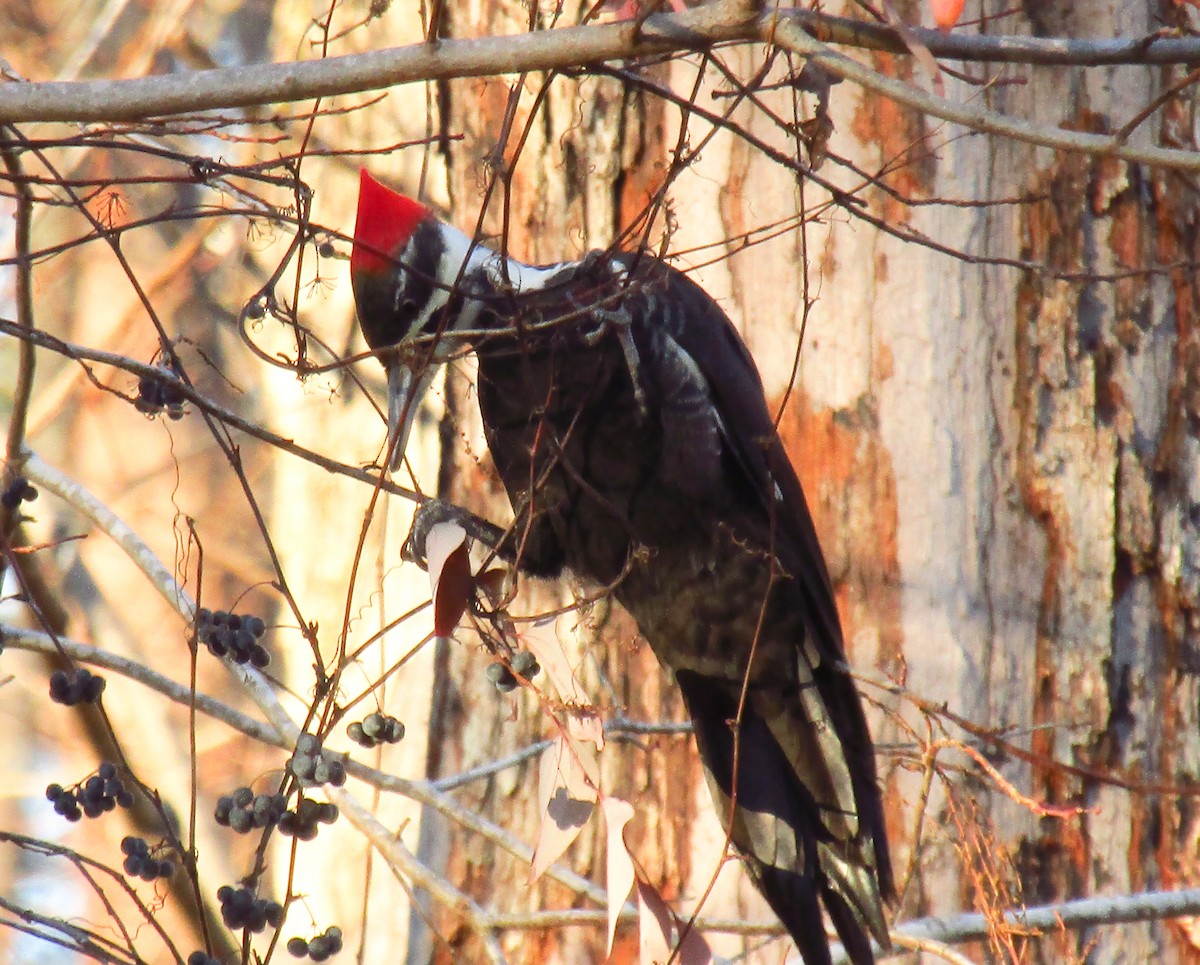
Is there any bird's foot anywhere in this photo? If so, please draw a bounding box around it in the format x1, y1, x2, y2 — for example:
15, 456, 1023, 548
580, 303, 648, 418
403, 498, 507, 569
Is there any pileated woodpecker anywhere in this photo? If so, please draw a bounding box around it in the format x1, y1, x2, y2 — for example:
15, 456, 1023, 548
350, 169, 892, 965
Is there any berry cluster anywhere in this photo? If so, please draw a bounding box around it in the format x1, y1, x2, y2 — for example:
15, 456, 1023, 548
287, 926, 344, 961
215, 787, 287, 834
136, 364, 186, 420
486, 650, 540, 694
216, 885, 284, 933
278, 797, 339, 841
1, 476, 37, 510
121, 836, 175, 882
49, 667, 106, 705
289, 734, 346, 788
347, 712, 405, 748
196, 609, 269, 667
46, 762, 133, 821
187, 953, 223, 965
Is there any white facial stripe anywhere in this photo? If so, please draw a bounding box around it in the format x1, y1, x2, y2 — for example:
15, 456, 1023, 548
397, 222, 581, 352
491, 257, 560, 292
397, 222, 491, 345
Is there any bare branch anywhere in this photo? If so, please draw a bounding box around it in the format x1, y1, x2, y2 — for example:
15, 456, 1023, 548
766, 15, 1200, 172
3, 6, 1200, 125
827, 887, 1200, 963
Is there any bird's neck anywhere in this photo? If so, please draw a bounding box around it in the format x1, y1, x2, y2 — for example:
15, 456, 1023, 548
435, 221, 567, 298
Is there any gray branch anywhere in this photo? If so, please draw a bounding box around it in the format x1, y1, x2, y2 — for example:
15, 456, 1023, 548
2, 5, 1200, 124
826, 886, 1200, 964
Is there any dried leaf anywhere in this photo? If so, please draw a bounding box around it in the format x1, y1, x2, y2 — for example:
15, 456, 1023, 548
569, 713, 605, 750
521, 617, 579, 699
426, 522, 472, 638
931, 0, 966, 30
522, 617, 605, 749
602, 797, 637, 956
637, 880, 712, 965
530, 732, 598, 882
476, 566, 510, 605
637, 879, 672, 965
880, 0, 944, 94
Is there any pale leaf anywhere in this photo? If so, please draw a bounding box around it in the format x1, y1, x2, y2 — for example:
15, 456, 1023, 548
637, 879, 712, 965
522, 618, 604, 750
568, 713, 605, 751
637, 879, 672, 965
602, 797, 637, 957
425, 522, 471, 638
530, 732, 598, 882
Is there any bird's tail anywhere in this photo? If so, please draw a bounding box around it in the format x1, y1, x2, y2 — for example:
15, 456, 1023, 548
676, 670, 890, 965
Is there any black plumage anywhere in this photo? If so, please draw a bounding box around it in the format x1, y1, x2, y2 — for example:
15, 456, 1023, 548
351, 171, 892, 964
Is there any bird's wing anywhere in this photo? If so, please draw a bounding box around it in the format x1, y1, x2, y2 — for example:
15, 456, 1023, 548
629, 258, 846, 657
625, 258, 895, 945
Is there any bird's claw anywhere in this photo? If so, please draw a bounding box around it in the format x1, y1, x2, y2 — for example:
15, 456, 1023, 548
579, 302, 648, 418
403, 498, 472, 568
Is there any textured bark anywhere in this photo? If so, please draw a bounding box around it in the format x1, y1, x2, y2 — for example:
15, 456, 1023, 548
413, 1, 1200, 961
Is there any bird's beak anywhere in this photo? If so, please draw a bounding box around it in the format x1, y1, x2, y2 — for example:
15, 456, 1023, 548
384, 359, 437, 472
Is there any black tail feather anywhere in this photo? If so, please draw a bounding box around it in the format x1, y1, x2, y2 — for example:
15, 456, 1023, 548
822, 880, 879, 965
676, 669, 886, 964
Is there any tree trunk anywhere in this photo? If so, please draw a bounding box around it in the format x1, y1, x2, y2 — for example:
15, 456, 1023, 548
399, 0, 1200, 962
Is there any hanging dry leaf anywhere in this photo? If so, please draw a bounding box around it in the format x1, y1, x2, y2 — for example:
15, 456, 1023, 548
521, 617, 581, 701
602, 797, 637, 956
880, 0, 944, 94
637, 879, 673, 965
425, 522, 472, 639
475, 565, 510, 605
522, 617, 605, 749
637, 879, 712, 965
931, 0, 965, 30
530, 731, 599, 882
568, 713, 605, 750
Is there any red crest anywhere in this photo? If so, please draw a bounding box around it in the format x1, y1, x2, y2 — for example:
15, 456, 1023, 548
351, 169, 430, 276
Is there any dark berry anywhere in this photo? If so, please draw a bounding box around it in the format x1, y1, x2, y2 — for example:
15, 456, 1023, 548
49, 671, 70, 702
287, 937, 308, 957
511, 650, 540, 678
362, 713, 386, 740
486, 662, 518, 693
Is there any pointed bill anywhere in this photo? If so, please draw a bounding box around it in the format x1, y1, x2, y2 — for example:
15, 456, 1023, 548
385, 360, 437, 471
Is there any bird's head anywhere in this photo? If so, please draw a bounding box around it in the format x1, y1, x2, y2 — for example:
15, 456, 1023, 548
350, 169, 491, 469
